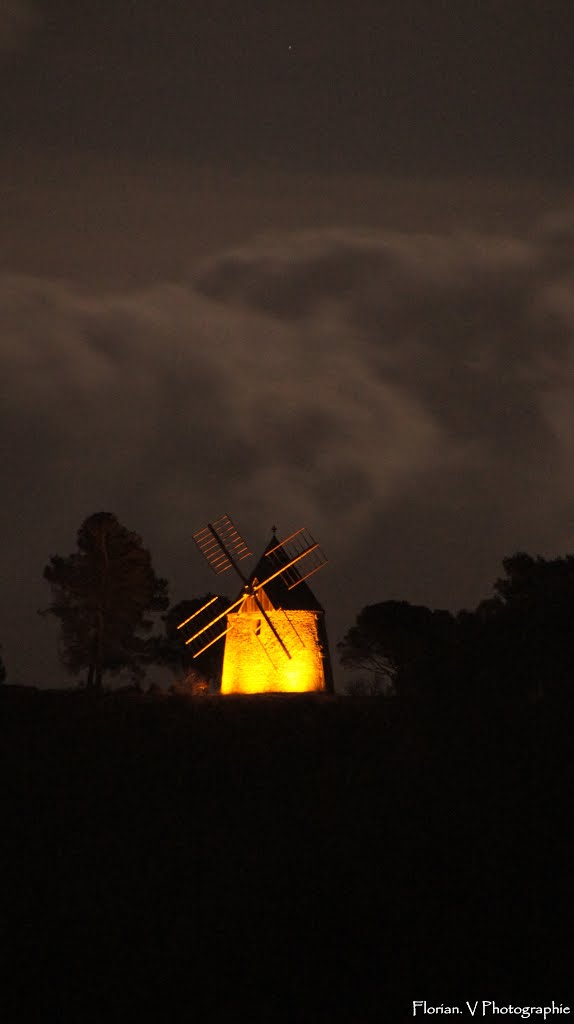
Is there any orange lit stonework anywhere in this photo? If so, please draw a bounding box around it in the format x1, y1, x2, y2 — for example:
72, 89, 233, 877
220, 608, 326, 694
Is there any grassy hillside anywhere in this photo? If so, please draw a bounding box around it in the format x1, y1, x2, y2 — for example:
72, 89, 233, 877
2, 687, 572, 1021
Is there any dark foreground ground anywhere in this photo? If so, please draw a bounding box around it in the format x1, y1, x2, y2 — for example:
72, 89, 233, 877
2, 686, 573, 1022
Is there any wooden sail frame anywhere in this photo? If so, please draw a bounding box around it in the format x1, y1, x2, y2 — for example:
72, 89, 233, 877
180, 516, 327, 668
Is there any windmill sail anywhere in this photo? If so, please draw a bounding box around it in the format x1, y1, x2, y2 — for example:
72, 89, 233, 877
261, 528, 327, 590
185, 517, 293, 661
193, 515, 251, 576
177, 594, 238, 657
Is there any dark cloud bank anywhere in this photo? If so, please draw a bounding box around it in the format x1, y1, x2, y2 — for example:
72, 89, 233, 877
3, 214, 574, 685
0, 0, 38, 54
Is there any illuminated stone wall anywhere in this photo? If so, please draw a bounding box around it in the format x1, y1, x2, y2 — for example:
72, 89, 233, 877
220, 610, 326, 694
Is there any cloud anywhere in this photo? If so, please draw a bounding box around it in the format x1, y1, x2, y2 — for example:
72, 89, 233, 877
2, 217, 574, 683
0, 265, 446, 541
195, 227, 569, 461
0, 0, 38, 54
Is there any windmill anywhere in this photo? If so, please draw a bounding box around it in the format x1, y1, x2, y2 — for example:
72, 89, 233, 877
178, 515, 333, 694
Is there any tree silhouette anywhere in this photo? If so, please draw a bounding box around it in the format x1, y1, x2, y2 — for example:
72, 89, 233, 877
338, 600, 456, 698
41, 512, 169, 688
340, 552, 574, 706
471, 551, 574, 701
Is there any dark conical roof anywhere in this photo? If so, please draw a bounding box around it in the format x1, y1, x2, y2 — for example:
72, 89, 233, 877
247, 535, 325, 612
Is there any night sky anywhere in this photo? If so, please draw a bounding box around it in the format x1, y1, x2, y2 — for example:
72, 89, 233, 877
2, 0, 574, 687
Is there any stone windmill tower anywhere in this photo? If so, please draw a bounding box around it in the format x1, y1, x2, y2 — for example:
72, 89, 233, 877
179, 516, 333, 694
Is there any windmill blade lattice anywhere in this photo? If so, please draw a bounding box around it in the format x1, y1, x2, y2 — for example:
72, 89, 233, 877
260, 528, 327, 591
193, 515, 251, 576
177, 593, 239, 658
182, 517, 328, 668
